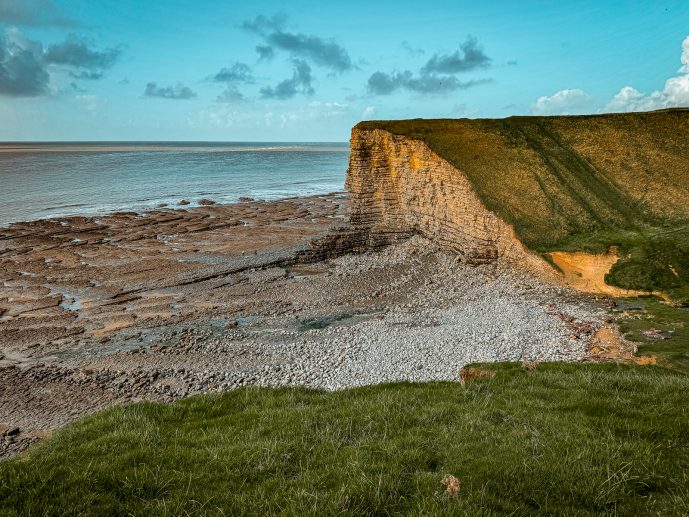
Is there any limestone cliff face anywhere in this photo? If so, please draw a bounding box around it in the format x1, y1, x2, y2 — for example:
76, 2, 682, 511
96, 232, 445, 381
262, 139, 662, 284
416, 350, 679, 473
345, 128, 545, 269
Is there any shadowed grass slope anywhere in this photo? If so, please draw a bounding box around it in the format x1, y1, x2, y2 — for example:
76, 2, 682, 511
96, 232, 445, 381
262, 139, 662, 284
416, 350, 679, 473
357, 110, 689, 300
2, 363, 689, 515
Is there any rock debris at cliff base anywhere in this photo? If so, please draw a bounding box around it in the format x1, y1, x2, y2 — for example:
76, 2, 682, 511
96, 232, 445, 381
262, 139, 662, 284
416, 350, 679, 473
354, 112, 689, 300
0, 198, 611, 458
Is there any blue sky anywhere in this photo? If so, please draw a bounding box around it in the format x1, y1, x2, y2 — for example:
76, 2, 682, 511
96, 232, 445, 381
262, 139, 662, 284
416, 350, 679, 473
0, 0, 688, 141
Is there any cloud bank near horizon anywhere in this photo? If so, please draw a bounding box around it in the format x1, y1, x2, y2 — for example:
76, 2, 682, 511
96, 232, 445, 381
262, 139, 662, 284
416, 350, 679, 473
533, 36, 689, 116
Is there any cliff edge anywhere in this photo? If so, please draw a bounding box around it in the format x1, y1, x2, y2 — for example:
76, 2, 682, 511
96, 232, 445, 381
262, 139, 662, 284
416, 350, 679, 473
348, 109, 689, 300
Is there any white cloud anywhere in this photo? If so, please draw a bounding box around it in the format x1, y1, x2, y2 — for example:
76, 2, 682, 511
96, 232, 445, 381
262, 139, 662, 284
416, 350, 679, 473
362, 105, 375, 118
452, 103, 480, 117
190, 101, 349, 130
605, 35, 689, 112
279, 101, 349, 127
681, 35, 689, 74
531, 88, 592, 115
605, 86, 651, 112
188, 106, 256, 128
76, 94, 103, 114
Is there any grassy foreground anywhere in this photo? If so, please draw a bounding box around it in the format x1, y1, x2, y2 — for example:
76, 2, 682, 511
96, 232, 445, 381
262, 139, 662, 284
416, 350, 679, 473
358, 110, 689, 300
2, 362, 689, 515
2, 300, 689, 515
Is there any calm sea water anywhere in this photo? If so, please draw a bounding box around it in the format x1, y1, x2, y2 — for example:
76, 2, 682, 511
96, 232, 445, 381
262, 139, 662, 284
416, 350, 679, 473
0, 142, 349, 225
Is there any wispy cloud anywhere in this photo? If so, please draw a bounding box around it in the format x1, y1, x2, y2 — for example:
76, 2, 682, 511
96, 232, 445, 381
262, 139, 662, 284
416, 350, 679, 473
144, 82, 196, 100
209, 62, 254, 103
242, 14, 286, 34
420, 36, 491, 74
401, 41, 424, 57
368, 35, 492, 96
260, 59, 313, 99
210, 62, 254, 84
278, 100, 349, 126
255, 45, 275, 61
368, 71, 491, 95
0, 0, 76, 27
243, 14, 353, 73
44, 35, 121, 80
216, 87, 245, 103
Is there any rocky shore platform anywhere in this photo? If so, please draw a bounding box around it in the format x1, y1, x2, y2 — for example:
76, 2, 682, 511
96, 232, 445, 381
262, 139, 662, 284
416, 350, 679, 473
1, 195, 619, 458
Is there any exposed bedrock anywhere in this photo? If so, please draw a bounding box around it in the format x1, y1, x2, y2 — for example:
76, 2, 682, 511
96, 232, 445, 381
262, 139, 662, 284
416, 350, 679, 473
341, 128, 549, 273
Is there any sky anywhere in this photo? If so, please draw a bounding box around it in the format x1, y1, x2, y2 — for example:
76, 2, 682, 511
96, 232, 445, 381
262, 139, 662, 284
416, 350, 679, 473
0, 0, 688, 141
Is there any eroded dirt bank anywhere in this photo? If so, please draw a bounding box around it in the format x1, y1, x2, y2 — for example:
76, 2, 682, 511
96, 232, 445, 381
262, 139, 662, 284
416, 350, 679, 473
1, 196, 620, 458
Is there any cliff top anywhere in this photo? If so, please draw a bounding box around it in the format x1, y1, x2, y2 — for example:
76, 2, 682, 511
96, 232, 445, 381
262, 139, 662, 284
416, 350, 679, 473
356, 109, 689, 300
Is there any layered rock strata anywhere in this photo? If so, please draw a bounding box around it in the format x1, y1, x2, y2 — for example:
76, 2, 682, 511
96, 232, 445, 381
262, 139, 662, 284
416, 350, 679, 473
342, 128, 548, 271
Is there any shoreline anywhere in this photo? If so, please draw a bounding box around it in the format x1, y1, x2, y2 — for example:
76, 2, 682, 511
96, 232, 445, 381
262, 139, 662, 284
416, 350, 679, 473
0, 191, 349, 229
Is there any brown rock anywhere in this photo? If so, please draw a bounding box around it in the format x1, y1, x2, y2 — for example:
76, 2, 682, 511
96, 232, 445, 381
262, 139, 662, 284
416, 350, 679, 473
344, 128, 551, 275
3, 426, 19, 437
178, 199, 190, 206
198, 199, 216, 205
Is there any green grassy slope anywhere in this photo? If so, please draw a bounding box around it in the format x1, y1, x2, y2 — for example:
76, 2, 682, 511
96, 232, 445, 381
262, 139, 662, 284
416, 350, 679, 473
2, 302, 689, 515
357, 110, 689, 300
615, 296, 689, 371
2, 363, 689, 516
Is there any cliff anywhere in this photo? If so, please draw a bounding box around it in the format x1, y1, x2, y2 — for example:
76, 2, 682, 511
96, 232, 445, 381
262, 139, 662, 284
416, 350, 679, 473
346, 110, 689, 300
346, 128, 539, 267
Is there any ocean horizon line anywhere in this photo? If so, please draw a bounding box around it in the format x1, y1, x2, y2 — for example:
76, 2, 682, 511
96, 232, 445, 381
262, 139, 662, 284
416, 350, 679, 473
0, 141, 350, 154
0, 140, 349, 145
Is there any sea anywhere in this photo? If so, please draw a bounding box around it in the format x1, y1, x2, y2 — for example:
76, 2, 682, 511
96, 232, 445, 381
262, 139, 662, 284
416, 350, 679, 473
0, 142, 349, 226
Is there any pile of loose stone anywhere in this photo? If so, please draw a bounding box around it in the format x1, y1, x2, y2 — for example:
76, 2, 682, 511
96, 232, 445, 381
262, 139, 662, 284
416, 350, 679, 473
1, 236, 608, 458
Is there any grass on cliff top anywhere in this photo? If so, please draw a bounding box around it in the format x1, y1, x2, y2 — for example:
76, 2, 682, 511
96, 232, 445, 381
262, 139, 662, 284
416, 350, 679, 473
2, 360, 689, 516
357, 110, 689, 300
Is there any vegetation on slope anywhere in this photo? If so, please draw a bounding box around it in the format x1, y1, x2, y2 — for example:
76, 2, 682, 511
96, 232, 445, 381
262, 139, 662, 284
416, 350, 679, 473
357, 110, 689, 300
1, 362, 689, 515
615, 296, 689, 371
